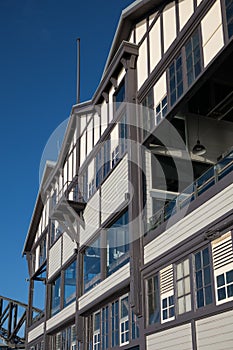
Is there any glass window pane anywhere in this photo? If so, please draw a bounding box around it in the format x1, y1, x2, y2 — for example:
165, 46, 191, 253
184, 276, 191, 294
197, 289, 204, 308
185, 294, 192, 312
184, 259, 190, 276
227, 284, 233, 297
204, 266, 211, 285
121, 296, 129, 318
218, 287, 226, 301
205, 285, 213, 305
83, 237, 101, 293
177, 263, 183, 279
217, 274, 225, 287
226, 270, 233, 283
202, 248, 210, 266
64, 261, 76, 307
178, 297, 185, 314
196, 270, 203, 289
195, 252, 201, 270
107, 211, 129, 276
177, 280, 184, 297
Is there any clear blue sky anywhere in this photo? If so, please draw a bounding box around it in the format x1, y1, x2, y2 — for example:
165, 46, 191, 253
0, 0, 133, 304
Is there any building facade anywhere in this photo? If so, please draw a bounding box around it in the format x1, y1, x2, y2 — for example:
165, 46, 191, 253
23, 0, 233, 349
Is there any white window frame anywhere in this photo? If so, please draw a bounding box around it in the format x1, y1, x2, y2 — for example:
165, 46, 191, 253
119, 294, 129, 346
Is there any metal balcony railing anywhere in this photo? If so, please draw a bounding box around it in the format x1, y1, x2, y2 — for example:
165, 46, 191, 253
149, 149, 233, 230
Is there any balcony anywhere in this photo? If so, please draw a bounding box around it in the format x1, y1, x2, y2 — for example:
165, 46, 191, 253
149, 149, 233, 230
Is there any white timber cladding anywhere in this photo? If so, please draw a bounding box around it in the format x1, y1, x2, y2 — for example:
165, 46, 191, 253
87, 118, 93, 157
109, 86, 114, 123
149, 17, 161, 73
149, 12, 157, 26
80, 132, 86, 167
135, 18, 147, 44
48, 237, 62, 279
80, 189, 100, 247
154, 72, 167, 108
163, 2, 177, 53
101, 155, 128, 224
79, 263, 130, 310
201, 0, 224, 67
144, 183, 233, 264
94, 113, 100, 145
80, 115, 86, 135
178, 0, 194, 31
35, 246, 40, 271
28, 322, 44, 343
146, 323, 192, 350
137, 39, 148, 90
110, 123, 119, 153
101, 100, 108, 135
46, 301, 76, 331
62, 232, 76, 264
63, 161, 68, 187
196, 310, 233, 349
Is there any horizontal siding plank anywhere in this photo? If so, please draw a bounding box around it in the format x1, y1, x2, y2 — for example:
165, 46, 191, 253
79, 263, 130, 310
196, 310, 233, 349
28, 323, 44, 343
101, 155, 128, 224
62, 233, 76, 264
147, 323, 192, 350
48, 237, 62, 279
80, 189, 100, 247
46, 301, 76, 331
145, 184, 233, 264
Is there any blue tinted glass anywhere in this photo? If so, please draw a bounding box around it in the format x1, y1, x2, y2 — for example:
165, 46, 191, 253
169, 295, 174, 305
115, 82, 125, 110
196, 270, 203, 289
170, 307, 175, 317
226, 270, 233, 283
163, 310, 168, 320
162, 298, 167, 308
227, 284, 233, 297
218, 287, 226, 301
202, 248, 209, 266
195, 252, 202, 270
197, 289, 204, 308
205, 285, 213, 305
217, 274, 225, 287
204, 267, 211, 285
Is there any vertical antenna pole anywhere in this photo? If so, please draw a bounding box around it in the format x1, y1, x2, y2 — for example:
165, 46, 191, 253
76, 38, 80, 104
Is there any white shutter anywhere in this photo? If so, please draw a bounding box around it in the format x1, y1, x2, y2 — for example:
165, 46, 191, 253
212, 232, 233, 305
160, 265, 175, 323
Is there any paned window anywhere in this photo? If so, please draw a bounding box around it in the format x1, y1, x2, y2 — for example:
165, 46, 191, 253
147, 275, 160, 325
120, 295, 129, 346
111, 300, 119, 347
64, 260, 76, 307
51, 275, 61, 316
83, 237, 101, 293
101, 306, 109, 349
169, 54, 183, 106
162, 295, 175, 321
194, 247, 213, 308
155, 95, 168, 124
216, 269, 233, 301
225, 0, 233, 39
176, 259, 191, 314
93, 312, 101, 350
185, 30, 202, 86
112, 145, 119, 167
107, 211, 129, 276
